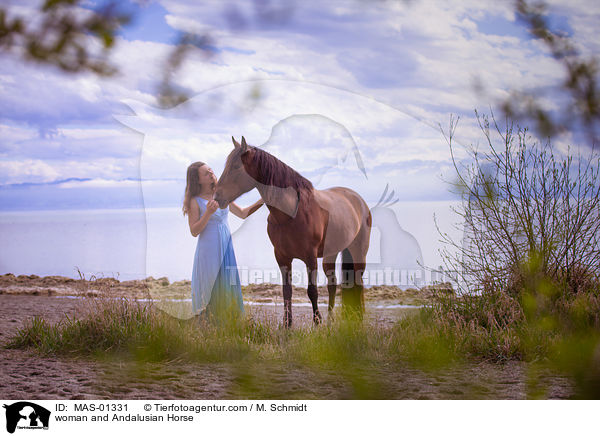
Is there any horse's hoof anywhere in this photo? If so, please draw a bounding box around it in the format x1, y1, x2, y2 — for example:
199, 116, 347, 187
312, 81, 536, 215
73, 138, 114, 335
313, 311, 323, 325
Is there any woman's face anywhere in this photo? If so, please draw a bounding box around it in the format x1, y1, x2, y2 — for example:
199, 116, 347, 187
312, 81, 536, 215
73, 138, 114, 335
198, 165, 217, 191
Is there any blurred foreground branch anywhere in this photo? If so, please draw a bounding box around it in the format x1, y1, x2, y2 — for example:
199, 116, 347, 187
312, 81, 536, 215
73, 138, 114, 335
0, 0, 130, 76
0, 0, 214, 107
501, 0, 600, 145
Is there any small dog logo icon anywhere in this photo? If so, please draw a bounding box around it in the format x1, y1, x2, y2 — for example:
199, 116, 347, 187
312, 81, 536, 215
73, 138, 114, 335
3, 402, 50, 434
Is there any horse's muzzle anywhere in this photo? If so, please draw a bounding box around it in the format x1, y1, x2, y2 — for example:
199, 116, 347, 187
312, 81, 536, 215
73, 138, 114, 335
213, 193, 228, 209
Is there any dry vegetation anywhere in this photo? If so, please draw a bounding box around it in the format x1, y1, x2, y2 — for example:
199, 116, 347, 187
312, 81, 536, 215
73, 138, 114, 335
432, 113, 600, 398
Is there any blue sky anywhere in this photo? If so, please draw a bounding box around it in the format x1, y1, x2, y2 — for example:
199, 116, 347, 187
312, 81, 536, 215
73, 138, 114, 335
1, 0, 599, 211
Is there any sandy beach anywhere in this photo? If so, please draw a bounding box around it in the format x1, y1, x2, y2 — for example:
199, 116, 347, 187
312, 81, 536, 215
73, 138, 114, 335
0, 274, 574, 399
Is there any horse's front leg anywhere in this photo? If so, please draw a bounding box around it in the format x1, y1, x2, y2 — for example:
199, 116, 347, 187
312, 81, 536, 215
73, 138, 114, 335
306, 257, 322, 325
276, 255, 293, 328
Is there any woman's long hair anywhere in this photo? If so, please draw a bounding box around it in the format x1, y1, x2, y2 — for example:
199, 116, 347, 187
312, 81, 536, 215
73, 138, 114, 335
183, 161, 206, 216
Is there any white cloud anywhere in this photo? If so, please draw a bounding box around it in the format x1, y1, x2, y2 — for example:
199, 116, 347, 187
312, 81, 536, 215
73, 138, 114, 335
0, 123, 37, 143
56, 178, 177, 189
0, 159, 61, 184
0, 157, 136, 185
1, 0, 597, 206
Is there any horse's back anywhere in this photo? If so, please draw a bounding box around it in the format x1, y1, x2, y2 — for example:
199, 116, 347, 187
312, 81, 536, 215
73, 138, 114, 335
316, 186, 370, 219
313, 187, 371, 257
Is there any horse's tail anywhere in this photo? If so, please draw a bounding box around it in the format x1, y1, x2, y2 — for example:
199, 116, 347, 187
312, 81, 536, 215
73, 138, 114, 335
341, 248, 354, 286
341, 206, 371, 288
341, 248, 364, 318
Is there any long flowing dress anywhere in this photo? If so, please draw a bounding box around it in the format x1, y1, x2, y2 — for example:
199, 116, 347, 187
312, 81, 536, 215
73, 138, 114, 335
191, 197, 244, 319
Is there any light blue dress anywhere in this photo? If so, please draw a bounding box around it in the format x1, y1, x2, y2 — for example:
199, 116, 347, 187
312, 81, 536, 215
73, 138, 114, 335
191, 197, 244, 318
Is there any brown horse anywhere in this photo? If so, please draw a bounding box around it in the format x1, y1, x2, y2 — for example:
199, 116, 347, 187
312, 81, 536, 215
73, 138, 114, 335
214, 136, 371, 327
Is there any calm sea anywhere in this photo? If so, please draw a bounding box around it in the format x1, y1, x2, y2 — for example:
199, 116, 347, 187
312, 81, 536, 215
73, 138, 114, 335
0, 202, 461, 286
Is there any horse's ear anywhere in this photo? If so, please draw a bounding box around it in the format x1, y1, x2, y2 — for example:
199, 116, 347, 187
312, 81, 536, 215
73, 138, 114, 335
232, 136, 240, 148
241, 136, 248, 151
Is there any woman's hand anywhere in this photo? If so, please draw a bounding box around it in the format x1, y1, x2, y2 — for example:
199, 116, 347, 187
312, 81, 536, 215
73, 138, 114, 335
206, 199, 219, 215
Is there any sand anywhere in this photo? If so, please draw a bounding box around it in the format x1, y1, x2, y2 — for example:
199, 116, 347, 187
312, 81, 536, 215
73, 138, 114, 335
0, 275, 574, 399
0, 273, 448, 306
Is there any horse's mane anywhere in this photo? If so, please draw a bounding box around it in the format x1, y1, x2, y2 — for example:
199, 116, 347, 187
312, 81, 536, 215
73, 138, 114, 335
250, 147, 313, 192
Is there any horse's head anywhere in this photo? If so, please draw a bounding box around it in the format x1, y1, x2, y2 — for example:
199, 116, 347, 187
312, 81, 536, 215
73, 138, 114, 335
214, 136, 258, 208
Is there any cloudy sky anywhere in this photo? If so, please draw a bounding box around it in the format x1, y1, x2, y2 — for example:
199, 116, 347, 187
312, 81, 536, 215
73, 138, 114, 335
1, 0, 599, 211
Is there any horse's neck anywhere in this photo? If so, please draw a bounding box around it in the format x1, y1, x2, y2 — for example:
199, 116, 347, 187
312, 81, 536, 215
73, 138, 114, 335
256, 183, 301, 219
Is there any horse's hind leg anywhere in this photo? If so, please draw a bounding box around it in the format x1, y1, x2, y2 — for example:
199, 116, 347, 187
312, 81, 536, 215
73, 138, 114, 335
322, 254, 338, 322
306, 257, 322, 325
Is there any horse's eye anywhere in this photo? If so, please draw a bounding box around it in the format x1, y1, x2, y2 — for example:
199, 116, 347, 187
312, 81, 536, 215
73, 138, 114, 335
233, 159, 244, 169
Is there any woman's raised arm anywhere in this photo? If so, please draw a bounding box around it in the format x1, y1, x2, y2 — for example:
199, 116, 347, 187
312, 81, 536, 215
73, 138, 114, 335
229, 199, 264, 219
188, 199, 218, 236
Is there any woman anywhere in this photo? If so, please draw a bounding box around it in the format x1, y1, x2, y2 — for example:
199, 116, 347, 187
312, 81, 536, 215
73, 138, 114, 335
183, 161, 263, 321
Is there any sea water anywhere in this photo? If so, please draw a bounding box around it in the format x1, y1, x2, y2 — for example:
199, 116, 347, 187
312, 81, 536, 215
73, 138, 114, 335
0, 201, 461, 286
